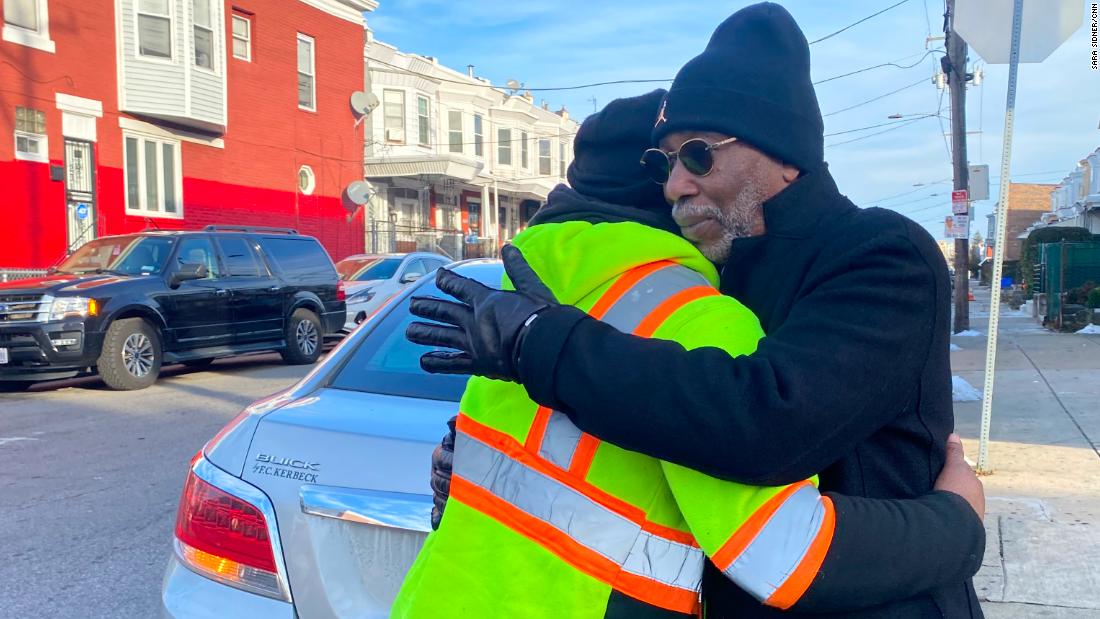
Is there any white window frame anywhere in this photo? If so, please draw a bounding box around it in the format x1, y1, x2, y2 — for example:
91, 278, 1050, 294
447, 110, 463, 154
298, 165, 316, 195
135, 0, 175, 62
123, 131, 184, 219
559, 140, 566, 179
497, 127, 512, 167
231, 13, 251, 61
538, 138, 551, 176
473, 113, 484, 157
383, 89, 405, 144
2, 0, 55, 53
416, 95, 430, 147
192, 0, 216, 73
13, 106, 48, 163
296, 33, 316, 111
520, 131, 529, 169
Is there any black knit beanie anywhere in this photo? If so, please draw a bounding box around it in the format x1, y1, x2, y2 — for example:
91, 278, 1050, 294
567, 89, 669, 208
651, 2, 824, 172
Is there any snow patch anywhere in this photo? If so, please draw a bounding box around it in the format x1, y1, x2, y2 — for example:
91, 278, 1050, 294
952, 376, 982, 402
949, 343, 962, 351
953, 330, 983, 337
1076, 324, 1100, 335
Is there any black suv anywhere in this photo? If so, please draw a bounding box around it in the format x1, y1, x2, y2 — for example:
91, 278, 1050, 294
0, 226, 345, 391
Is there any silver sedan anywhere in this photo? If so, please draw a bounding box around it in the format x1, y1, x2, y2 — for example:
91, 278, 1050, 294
161, 260, 501, 618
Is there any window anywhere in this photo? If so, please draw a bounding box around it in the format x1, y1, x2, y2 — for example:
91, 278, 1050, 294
14, 106, 47, 163
176, 237, 220, 278
231, 14, 250, 61
216, 237, 264, 277
559, 141, 566, 179
297, 165, 315, 195
448, 110, 463, 154
520, 131, 528, 169
417, 96, 430, 147
259, 238, 335, 278
192, 0, 213, 70
402, 259, 427, 282
2, 0, 54, 53
473, 114, 483, 157
336, 256, 401, 281
124, 133, 182, 217
497, 128, 512, 166
538, 139, 551, 176
383, 89, 404, 143
297, 34, 315, 110
57, 235, 174, 276
137, 0, 173, 59
4, 0, 38, 30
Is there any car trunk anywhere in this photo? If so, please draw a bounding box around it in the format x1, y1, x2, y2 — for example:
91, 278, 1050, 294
241, 387, 457, 618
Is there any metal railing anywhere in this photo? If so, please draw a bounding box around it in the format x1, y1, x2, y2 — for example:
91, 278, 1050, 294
366, 221, 500, 261
0, 268, 48, 282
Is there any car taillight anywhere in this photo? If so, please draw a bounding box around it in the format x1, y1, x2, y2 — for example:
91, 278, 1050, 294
336, 281, 347, 302
174, 468, 284, 599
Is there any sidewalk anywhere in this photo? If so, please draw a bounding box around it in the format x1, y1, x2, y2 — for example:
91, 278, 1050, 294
952, 283, 1100, 618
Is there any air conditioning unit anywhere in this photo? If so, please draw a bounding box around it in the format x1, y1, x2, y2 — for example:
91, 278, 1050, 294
385, 129, 404, 142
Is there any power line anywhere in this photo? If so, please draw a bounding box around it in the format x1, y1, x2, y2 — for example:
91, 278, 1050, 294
826, 116, 935, 146
809, 0, 912, 45
813, 50, 941, 85
823, 77, 929, 117
866, 179, 952, 203
824, 114, 940, 138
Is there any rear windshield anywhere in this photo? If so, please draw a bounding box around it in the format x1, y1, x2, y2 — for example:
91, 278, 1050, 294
260, 237, 336, 279
328, 266, 499, 402
336, 257, 401, 282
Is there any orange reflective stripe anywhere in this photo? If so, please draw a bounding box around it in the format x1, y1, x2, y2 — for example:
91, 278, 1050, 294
458, 414, 697, 546
710, 481, 813, 571
567, 434, 601, 477
525, 406, 554, 452
634, 286, 719, 338
765, 495, 836, 610
452, 475, 701, 614
587, 260, 676, 319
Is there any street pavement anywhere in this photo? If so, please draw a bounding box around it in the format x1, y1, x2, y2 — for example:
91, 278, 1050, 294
953, 283, 1100, 617
0, 353, 315, 618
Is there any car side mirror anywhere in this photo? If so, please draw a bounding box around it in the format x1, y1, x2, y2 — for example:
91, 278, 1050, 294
170, 263, 208, 288
400, 272, 422, 284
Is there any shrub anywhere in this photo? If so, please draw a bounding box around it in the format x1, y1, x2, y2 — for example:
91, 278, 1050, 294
1088, 287, 1100, 310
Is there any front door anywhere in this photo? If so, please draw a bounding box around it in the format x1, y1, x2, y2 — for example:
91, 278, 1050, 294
214, 236, 284, 344
64, 139, 97, 253
160, 236, 234, 350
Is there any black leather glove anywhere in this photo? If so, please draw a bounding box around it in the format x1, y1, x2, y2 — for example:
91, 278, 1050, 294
430, 416, 457, 530
406, 245, 559, 382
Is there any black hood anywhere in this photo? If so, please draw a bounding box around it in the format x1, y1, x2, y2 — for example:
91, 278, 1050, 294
0, 273, 140, 296
529, 185, 681, 236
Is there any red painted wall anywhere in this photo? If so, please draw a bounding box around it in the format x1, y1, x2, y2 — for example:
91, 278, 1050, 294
0, 0, 365, 269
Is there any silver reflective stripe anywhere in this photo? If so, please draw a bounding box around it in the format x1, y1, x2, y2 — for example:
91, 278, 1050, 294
538, 410, 583, 469
721, 484, 827, 602
600, 265, 710, 334
455, 430, 703, 594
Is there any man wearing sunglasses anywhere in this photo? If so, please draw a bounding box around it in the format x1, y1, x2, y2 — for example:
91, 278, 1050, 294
407, 3, 984, 617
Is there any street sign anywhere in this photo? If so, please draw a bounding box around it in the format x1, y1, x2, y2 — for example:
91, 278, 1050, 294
75, 203, 89, 220
968, 165, 990, 201
951, 215, 970, 239
952, 189, 969, 215
955, 0, 1082, 64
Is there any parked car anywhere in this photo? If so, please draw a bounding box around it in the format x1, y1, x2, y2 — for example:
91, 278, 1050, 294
0, 226, 345, 391
161, 259, 500, 618
335, 252, 451, 331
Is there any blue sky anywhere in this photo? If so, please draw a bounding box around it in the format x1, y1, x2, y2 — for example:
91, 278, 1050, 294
366, 0, 1100, 239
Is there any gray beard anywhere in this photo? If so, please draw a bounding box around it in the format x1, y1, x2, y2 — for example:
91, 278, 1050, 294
673, 182, 764, 264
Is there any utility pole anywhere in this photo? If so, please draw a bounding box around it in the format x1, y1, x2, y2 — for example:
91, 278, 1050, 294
945, 0, 970, 333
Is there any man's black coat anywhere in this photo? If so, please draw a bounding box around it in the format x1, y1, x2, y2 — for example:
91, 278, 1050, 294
518, 168, 985, 617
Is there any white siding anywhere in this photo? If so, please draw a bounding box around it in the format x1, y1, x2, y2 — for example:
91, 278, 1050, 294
118, 0, 226, 131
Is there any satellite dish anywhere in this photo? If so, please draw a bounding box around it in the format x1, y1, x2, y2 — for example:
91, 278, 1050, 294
505, 79, 521, 93
350, 91, 380, 116
345, 180, 376, 206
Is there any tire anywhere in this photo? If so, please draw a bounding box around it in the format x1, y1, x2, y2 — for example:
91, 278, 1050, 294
0, 381, 32, 393
281, 308, 323, 365
97, 318, 162, 391
182, 358, 216, 369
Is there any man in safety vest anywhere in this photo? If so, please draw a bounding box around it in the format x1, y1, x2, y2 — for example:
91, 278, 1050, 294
394, 89, 983, 618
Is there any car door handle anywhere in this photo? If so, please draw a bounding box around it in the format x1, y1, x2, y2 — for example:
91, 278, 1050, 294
299, 485, 433, 533
268, 285, 282, 292
214, 289, 229, 296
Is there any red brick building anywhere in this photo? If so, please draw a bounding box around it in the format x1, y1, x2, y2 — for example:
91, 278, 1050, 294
0, 0, 374, 270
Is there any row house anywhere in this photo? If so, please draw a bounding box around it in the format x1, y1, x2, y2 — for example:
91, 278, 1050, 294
1, 0, 374, 271
361, 37, 579, 258
1027, 147, 1100, 236
983, 183, 1057, 261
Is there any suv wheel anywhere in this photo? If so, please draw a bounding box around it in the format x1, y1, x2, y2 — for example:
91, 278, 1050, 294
281, 308, 322, 365
98, 318, 161, 390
